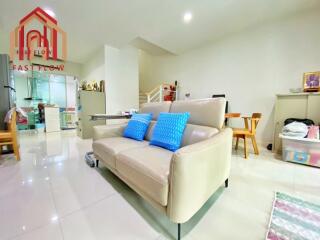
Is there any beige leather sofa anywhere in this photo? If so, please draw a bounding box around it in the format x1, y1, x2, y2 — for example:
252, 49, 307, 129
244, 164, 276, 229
92, 98, 232, 239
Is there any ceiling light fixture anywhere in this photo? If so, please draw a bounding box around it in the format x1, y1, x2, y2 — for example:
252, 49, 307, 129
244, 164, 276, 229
183, 12, 193, 23
51, 215, 59, 222
44, 8, 56, 18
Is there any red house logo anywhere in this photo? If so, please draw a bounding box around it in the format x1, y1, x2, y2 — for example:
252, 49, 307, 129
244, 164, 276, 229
10, 7, 67, 61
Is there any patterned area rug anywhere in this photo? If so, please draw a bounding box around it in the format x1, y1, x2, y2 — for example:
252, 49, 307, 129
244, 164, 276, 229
266, 192, 320, 240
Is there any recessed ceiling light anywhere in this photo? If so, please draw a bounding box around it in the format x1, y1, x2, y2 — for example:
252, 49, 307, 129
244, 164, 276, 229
44, 8, 56, 18
51, 215, 59, 222
183, 12, 193, 23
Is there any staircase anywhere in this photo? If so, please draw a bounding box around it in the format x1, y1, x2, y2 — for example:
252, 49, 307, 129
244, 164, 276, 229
139, 92, 148, 107
140, 83, 178, 107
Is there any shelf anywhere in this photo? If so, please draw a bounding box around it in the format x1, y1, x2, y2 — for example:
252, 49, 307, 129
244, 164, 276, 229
277, 92, 320, 97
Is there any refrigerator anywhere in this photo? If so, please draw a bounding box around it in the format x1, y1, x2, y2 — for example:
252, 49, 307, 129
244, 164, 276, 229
0, 54, 16, 130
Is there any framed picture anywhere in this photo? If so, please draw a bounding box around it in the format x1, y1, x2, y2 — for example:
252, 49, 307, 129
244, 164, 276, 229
303, 72, 320, 92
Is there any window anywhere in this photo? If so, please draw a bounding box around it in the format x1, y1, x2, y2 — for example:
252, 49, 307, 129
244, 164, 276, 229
14, 71, 77, 108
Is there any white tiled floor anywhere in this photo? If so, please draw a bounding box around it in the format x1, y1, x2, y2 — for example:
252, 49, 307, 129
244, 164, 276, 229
0, 130, 319, 240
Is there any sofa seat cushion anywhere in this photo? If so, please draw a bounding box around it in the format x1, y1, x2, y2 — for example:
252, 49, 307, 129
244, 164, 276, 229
92, 137, 149, 168
116, 145, 173, 206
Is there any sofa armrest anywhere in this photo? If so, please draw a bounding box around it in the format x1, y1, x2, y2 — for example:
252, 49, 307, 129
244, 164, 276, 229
93, 123, 127, 141
167, 128, 233, 223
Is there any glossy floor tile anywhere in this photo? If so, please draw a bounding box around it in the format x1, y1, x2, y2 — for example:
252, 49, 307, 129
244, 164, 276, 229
0, 130, 319, 240
60, 194, 159, 240
11, 223, 63, 240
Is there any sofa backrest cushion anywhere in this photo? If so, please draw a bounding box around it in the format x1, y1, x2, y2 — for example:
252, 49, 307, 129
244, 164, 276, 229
180, 124, 219, 147
145, 121, 156, 141
140, 101, 171, 120
145, 121, 219, 147
169, 98, 226, 129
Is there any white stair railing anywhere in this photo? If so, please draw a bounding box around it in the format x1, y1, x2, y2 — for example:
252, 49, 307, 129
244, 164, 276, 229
145, 83, 177, 103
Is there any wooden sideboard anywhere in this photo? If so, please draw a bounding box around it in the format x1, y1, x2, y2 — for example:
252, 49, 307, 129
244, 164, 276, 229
273, 92, 320, 154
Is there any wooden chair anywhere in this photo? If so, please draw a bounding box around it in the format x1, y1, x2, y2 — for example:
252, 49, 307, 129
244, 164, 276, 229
0, 109, 20, 160
224, 113, 241, 128
225, 113, 241, 119
233, 113, 262, 159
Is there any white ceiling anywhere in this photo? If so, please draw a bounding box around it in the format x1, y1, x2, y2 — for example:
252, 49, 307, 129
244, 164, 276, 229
0, 0, 319, 63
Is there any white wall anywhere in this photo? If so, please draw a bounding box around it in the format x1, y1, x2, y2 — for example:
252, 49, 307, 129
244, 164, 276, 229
139, 10, 320, 144
80, 45, 139, 117
29, 58, 83, 77
81, 49, 105, 82
105, 45, 139, 115
0, 27, 4, 54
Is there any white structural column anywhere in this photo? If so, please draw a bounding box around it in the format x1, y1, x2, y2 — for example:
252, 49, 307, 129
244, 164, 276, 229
105, 45, 139, 115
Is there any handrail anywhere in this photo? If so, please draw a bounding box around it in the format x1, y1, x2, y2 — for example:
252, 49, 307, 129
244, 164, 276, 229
146, 86, 158, 96
145, 83, 177, 103
150, 91, 160, 101
145, 83, 172, 95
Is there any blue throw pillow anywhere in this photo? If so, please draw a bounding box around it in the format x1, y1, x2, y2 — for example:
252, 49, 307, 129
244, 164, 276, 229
150, 112, 190, 151
123, 113, 152, 141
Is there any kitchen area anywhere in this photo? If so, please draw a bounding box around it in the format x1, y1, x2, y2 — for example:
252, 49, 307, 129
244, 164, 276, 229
0, 54, 78, 134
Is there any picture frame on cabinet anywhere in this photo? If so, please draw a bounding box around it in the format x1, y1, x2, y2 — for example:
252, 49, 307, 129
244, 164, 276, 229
303, 72, 320, 92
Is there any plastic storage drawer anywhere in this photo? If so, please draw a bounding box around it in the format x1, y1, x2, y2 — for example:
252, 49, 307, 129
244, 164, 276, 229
280, 134, 320, 168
